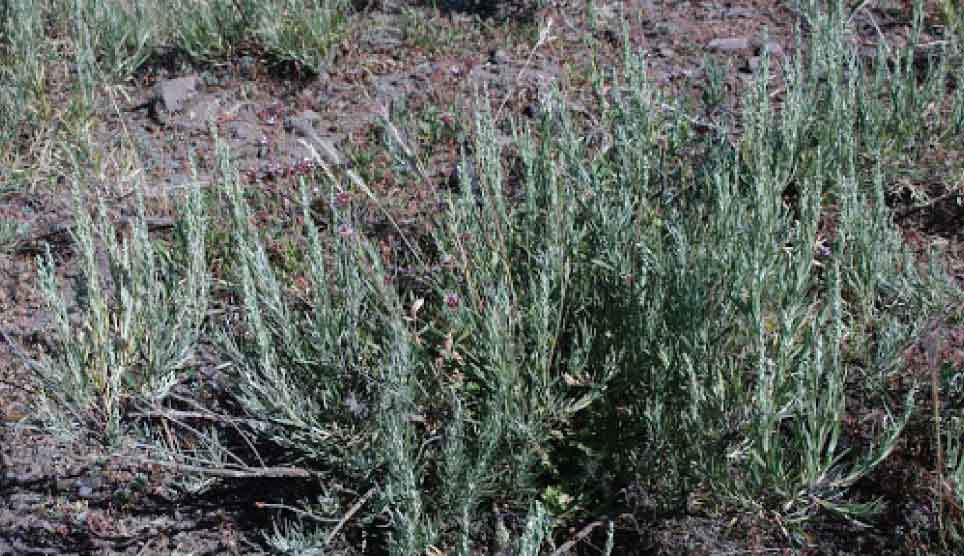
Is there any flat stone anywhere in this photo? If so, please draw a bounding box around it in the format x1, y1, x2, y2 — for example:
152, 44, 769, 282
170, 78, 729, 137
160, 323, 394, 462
155, 75, 201, 113
137, 75, 203, 126
176, 97, 222, 132
361, 18, 403, 51
286, 110, 322, 131
224, 120, 261, 143
721, 7, 755, 18
238, 55, 257, 79
706, 37, 751, 53
653, 22, 675, 36
635, 0, 657, 16
592, 3, 619, 21
489, 48, 510, 65
754, 40, 785, 59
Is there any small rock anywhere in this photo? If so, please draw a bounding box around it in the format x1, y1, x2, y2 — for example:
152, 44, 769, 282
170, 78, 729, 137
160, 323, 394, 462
238, 55, 257, 79
706, 37, 751, 53
176, 97, 222, 132
744, 57, 762, 73
225, 121, 261, 148
285, 110, 322, 133
163, 173, 194, 189
635, 0, 657, 16
721, 7, 755, 18
155, 75, 201, 114
135, 75, 202, 126
345, 392, 368, 419
489, 48, 510, 65
653, 22, 675, 36
754, 40, 785, 60
592, 3, 619, 22
363, 25, 403, 50
414, 62, 434, 76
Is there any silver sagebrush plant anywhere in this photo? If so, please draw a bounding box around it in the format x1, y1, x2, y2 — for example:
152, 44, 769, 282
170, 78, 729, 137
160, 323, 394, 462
19, 0, 964, 551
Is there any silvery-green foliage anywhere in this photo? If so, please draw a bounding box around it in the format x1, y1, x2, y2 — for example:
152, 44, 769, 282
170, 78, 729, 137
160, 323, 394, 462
256, 0, 348, 73
218, 177, 381, 469
35, 177, 208, 443
0, 0, 45, 143
169, 0, 261, 61
514, 502, 549, 556
25, 0, 964, 550
71, 0, 154, 80
945, 417, 964, 540
0, 0, 351, 137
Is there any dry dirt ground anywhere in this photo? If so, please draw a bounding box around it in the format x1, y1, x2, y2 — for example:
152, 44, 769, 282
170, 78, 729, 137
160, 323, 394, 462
1, 0, 963, 554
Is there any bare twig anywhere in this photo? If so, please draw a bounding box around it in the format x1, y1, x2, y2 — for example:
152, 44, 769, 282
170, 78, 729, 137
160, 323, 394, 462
550, 519, 606, 556
0, 328, 89, 428
255, 501, 341, 524
325, 486, 377, 546
846, 0, 874, 26
895, 188, 963, 221
249, 486, 377, 542
14, 216, 176, 255
495, 17, 555, 122
924, 316, 946, 535
375, 104, 433, 187
132, 408, 250, 469
133, 393, 269, 469
134, 458, 316, 479
129, 408, 242, 423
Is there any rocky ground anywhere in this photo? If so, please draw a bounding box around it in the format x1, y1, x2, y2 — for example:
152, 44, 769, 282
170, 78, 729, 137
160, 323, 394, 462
2, 0, 963, 554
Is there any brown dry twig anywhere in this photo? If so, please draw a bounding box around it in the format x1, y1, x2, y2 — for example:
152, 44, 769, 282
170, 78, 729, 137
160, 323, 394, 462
923, 315, 947, 536
14, 216, 176, 255
0, 328, 90, 428
246, 486, 377, 545
254, 501, 342, 524
325, 486, 377, 546
495, 17, 555, 122
550, 519, 607, 556
134, 458, 316, 479
895, 188, 963, 222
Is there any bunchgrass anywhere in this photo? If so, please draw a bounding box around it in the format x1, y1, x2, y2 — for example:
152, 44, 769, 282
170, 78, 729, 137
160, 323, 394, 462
0, 0, 349, 145
0, 0, 47, 144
